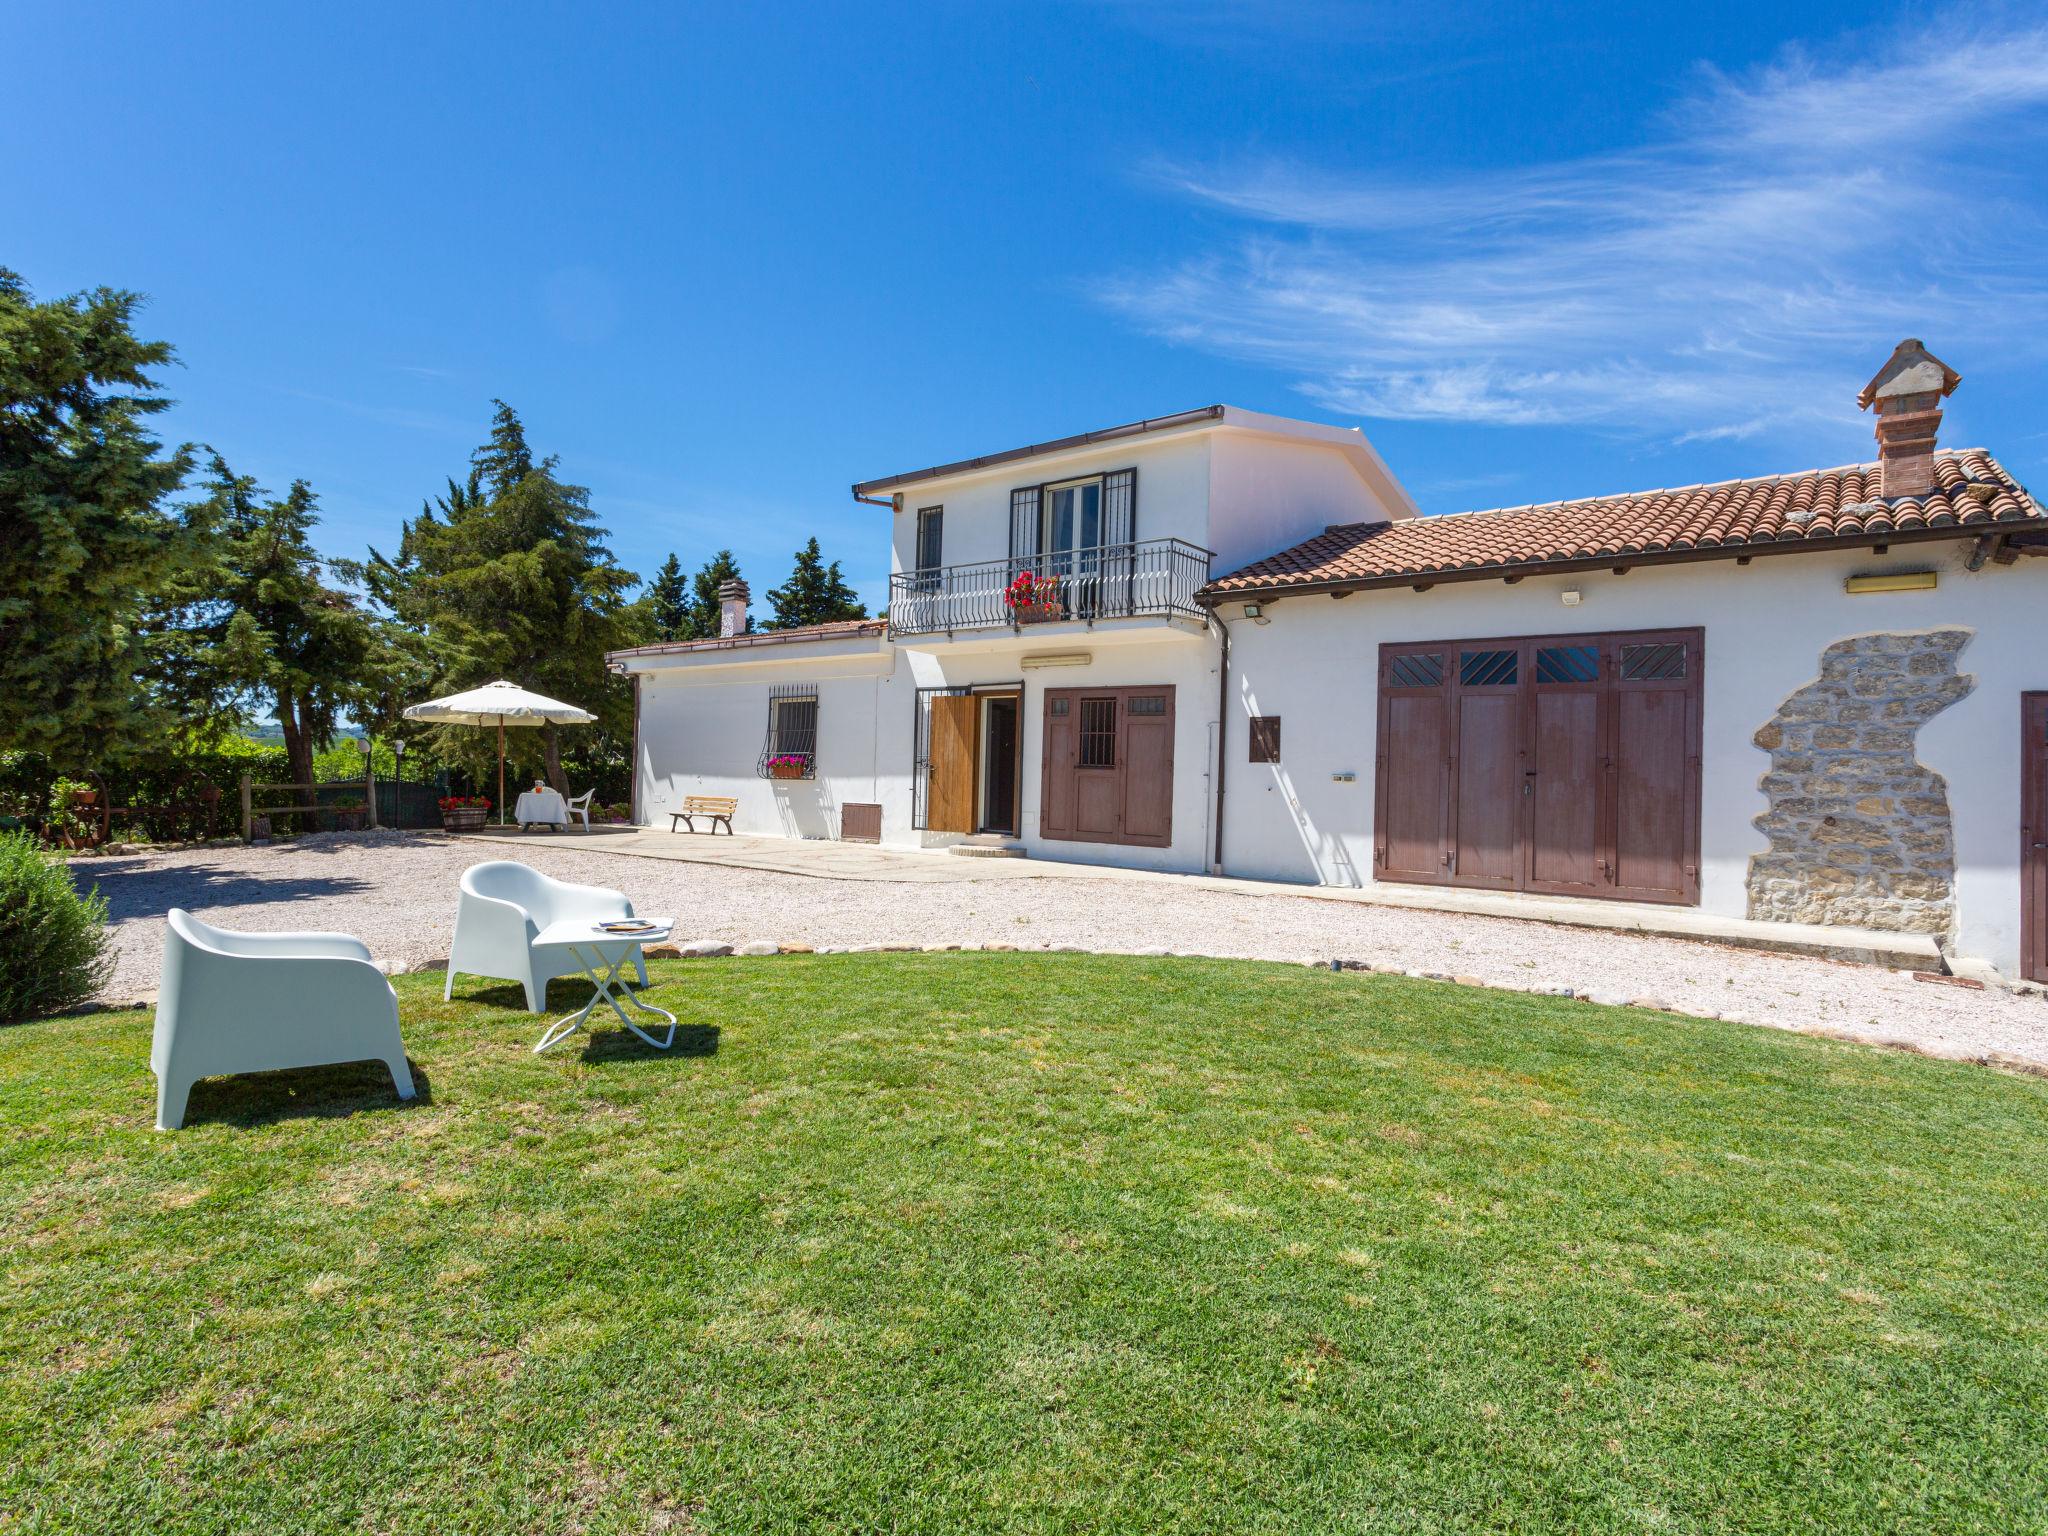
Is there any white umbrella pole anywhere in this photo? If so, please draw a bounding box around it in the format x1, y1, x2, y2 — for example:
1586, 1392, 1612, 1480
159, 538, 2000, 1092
498, 717, 506, 826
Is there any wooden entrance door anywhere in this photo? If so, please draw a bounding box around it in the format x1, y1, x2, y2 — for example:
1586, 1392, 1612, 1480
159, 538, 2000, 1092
926, 694, 978, 835
2025, 693, 2048, 984
1373, 628, 1702, 906
1041, 685, 1175, 848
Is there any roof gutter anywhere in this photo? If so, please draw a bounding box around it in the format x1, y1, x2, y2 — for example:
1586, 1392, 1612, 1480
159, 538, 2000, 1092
1195, 521, 2024, 606
851, 405, 1226, 500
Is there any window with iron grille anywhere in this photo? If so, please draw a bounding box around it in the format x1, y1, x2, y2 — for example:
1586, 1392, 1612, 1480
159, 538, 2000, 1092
1078, 699, 1117, 767
1535, 645, 1599, 684
915, 507, 943, 574
1459, 648, 1519, 687
1249, 716, 1281, 763
1388, 652, 1444, 689
757, 685, 819, 779
1620, 641, 1687, 681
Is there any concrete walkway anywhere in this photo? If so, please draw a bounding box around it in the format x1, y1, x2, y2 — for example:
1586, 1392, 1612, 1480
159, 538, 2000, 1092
465, 824, 1943, 970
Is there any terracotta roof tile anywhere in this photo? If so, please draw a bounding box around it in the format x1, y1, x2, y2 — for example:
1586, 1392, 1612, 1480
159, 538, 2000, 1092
607, 618, 886, 660
1204, 449, 2043, 596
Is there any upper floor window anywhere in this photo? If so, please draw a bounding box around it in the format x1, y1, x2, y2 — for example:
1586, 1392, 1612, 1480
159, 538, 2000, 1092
1009, 467, 1136, 559
915, 506, 944, 572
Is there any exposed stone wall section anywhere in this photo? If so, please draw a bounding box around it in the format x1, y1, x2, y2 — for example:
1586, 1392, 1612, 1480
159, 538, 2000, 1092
1746, 630, 1973, 939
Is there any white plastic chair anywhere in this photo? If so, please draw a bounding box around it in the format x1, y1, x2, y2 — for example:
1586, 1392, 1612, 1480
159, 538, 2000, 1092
445, 861, 648, 1011
152, 910, 415, 1131
566, 789, 594, 831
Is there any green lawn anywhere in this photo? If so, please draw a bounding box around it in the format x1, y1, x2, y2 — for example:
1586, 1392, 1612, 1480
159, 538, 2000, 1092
4, 956, 2047, 1534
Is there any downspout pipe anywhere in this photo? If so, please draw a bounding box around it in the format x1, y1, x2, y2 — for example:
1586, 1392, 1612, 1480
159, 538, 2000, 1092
1210, 606, 1231, 876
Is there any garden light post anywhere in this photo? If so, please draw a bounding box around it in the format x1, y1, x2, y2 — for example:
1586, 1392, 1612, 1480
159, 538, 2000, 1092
392, 739, 407, 825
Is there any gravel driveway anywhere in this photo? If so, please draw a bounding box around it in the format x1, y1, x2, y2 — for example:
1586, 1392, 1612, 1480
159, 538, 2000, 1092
77, 831, 2048, 1071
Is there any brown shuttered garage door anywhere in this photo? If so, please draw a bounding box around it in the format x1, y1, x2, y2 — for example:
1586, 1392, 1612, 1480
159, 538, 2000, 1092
1041, 686, 1175, 848
1373, 628, 1702, 906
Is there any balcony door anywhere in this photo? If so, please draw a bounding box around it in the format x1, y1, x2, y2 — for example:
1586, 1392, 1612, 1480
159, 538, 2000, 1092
1042, 479, 1103, 617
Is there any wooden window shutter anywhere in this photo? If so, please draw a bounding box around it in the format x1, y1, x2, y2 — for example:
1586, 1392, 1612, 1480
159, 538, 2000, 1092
1009, 486, 1040, 560
1248, 716, 1281, 763
1103, 468, 1136, 546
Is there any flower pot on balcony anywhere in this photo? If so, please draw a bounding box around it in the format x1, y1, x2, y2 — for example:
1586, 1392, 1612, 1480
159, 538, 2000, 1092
769, 761, 807, 781
1015, 601, 1064, 624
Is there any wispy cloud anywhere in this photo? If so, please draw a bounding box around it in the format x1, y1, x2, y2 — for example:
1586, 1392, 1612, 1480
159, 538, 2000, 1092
1096, 21, 2048, 442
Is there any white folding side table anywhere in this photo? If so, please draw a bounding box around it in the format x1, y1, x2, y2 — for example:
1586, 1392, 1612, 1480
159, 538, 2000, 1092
529, 917, 676, 1052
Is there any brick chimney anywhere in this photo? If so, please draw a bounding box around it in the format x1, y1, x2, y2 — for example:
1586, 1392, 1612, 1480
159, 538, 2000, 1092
718, 577, 750, 638
1858, 339, 1960, 500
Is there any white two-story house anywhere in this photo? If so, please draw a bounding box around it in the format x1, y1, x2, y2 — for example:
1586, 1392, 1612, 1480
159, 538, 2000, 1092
610, 348, 2048, 983
609, 406, 1415, 874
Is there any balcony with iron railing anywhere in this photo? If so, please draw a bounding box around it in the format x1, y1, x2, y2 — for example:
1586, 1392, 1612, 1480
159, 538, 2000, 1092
887, 538, 1213, 638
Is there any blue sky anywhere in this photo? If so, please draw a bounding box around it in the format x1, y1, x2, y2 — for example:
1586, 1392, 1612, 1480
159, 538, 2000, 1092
10, 2, 2048, 613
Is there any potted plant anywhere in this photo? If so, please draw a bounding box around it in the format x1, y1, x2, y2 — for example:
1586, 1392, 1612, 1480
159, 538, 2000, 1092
1003, 570, 1063, 623
330, 796, 366, 832
47, 779, 98, 850
438, 794, 490, 832
766, 753, 810, 781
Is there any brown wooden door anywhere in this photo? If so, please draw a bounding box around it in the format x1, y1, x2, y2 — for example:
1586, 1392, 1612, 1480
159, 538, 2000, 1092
1122, 693, 1175, 845
1608, 638, 1699, 902
1526, 641, 1603, 896
1449, 646, 1523, 889
1376, 652, 1450, 882
1041, 686, 1174, 847
1374, 628, 1701, 906
927, 694, 979, 834
2025, 693, 2048, 984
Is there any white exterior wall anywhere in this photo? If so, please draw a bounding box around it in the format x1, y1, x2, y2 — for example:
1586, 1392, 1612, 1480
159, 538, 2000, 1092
632, 644, 915, 841
1204, 429, 1399, 578
1219, 542, 2048, 975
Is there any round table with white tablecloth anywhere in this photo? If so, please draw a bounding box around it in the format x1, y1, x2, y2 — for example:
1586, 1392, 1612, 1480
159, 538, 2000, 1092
514, 788, 567, 829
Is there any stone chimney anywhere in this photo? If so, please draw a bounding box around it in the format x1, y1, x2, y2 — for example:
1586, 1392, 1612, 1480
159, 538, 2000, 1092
718, 577, 750, 638
1858, 339, 1960, 500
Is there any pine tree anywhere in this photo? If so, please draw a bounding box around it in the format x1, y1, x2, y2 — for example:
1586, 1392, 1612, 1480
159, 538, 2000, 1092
156, 456, 390, 790
645, 553, 689, 641
366, 403, 639, 794
686, 549, 745, 639
762, 538, 867, 630
0, 269, 199, 764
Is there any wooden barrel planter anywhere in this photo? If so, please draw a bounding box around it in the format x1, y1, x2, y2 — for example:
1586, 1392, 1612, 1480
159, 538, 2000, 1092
440, 804, 489, 832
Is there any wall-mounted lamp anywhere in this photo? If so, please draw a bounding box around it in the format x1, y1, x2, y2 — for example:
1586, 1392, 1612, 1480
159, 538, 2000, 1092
1845, 570, 1937, 595
1243, 602, 1270, 625
1561, 588, 1583, 607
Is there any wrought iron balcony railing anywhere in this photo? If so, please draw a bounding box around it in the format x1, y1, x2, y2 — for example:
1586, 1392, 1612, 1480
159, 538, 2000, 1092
887, 538, 1213, 638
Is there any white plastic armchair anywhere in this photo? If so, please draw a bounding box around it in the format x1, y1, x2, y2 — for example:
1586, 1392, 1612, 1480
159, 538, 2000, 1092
153, 910, 415, 1131
566, 789, 594, 831
445, 861, 647, 1011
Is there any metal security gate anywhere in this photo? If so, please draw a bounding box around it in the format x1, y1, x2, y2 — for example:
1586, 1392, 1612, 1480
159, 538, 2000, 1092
1374, 628, 1703, 906
2025, 692, 2048, 983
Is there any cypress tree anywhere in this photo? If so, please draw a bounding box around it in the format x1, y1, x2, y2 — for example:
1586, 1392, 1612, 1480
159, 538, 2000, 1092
762, 538, 867, 630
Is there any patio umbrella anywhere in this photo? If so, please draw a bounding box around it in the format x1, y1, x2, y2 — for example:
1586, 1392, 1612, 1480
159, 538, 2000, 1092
402, 680, 596, 825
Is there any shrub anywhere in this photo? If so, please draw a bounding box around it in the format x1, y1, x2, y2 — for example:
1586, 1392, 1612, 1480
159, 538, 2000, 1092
0, 833, 113, 1023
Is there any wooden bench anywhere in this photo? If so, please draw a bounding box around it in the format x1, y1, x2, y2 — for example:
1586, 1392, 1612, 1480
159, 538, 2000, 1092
670, 795, 738, 835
